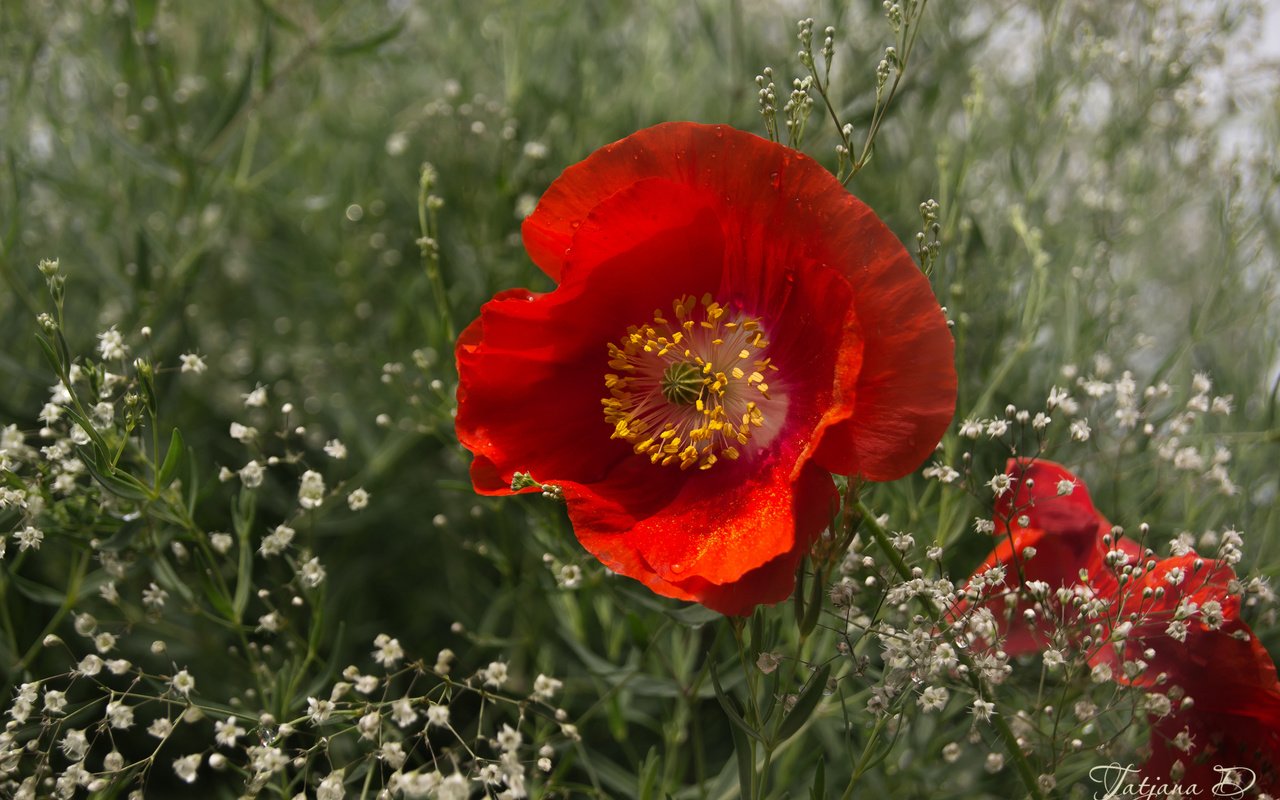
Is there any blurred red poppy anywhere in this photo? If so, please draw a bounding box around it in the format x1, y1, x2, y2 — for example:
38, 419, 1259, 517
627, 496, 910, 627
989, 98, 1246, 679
952, 458, 1139, 654
1096, 554, 1280, 791
456, 122, 956, 615
960, 459, 1280, 791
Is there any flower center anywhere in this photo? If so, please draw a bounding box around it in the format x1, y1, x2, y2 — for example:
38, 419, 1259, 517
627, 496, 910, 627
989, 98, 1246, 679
602, 293, 783, 470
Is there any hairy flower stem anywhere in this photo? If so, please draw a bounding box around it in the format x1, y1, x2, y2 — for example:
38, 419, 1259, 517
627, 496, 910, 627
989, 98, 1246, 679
855, 497, 1045, 800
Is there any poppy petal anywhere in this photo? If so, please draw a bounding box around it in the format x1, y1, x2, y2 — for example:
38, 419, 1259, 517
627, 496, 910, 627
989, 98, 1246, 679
563, 453, 837, 615
456, 185, 726, 494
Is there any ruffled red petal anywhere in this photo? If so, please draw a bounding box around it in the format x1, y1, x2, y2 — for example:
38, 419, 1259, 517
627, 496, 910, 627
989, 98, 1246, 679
566, 437, 835, 586
455, 182, 726, 494
995, 459, 1113, 540
1141, 621, 1280, 791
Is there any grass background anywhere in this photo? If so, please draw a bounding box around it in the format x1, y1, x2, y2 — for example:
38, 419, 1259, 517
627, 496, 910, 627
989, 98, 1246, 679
1, 0, 1278, 796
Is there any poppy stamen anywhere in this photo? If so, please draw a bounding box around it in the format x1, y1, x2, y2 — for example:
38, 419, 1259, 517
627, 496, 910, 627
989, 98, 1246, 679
602, 293, 781, 471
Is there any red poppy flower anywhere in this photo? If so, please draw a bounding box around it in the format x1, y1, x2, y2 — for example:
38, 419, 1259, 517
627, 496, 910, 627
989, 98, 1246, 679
1095, 555, 1280, 791
953, 458, 1139, 654
961, 459, 1280, 790
455, 122, 956, 615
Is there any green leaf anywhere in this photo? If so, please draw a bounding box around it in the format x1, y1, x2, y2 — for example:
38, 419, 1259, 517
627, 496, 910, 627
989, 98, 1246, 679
809, 758, 825, 800
232, 491, 256, 622
64, 406, 111, 463
9, 572, 66, 606
157, 427, 184, 489
799, 565, 825, 638
97, 519, 144, 552
84, 455, 153, 503
730, 711, 755, 800
710, 661, 764, 744
662, 603, 721, 628
152, 553, 196, 605
774, 664, 831, 744
637, 746, 660, 800
35, 333, 61, 375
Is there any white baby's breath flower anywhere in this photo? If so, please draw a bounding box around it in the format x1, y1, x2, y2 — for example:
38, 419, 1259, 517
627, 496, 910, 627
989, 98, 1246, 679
299, 557, 326, 588
307, 697, 335, 724
260, 525, 295, 557
171, 669, 196, 696
13, 526, 43, 552
298, 470, 325, 509
971, 698, 995, 722
426, 703, 449, 728
97, 328, 128, 360
209, 532, 233, 554
323, 439, 348, 459
483, 661, 509, 688
917, 686, 949, 712
60, 728, 89, 760
988, 473, 1012, 497
496, 723, 522, 753
142, 582, 168, 610
1069, 418, 1091, 442
533, 673, 562, 700
76, 654, 103, 676
148, 717, 174, 739
179, 353, 207, 374
105, 700, 134, 730
173, 753, 201, 784
391, 697, 417, 728
239, 460, 265, 488
242, 385, 268, 408
215, 719, 245, 747
372, 633, 404, 668
347, 488, 369, 511
43, 689, 67, 714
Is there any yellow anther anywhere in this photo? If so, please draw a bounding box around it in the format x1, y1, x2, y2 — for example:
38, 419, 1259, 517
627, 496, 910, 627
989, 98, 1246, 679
602, 293, 778, 472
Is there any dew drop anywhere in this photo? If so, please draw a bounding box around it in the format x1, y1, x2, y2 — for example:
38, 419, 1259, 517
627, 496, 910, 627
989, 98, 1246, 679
670, 563, 684, 574
769, 172, 781, 189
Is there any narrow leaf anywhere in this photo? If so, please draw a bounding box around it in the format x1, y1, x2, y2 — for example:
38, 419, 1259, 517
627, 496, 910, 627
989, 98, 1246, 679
730, 709, 755, 800
157, 427, 184, 489
710, 661, 764, 744
775, 664, 831, 744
